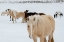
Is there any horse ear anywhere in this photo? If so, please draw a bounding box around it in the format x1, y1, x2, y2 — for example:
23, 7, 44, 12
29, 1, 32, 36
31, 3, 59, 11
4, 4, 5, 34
33, 17, 35, 21
8, 9, 9, 11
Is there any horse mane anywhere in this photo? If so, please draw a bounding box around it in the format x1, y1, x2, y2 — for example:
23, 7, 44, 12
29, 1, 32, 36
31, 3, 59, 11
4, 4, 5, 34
24, 10, 29, 13
39, 13, 46, 15
34, 15, 43, 21
33, 15, 43, 29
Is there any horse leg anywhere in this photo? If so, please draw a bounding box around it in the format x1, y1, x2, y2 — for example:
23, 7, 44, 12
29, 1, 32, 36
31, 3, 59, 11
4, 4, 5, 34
44, 37, 47, 42
51, 36, 54, 42
48, 36, 51, 42
48, 33, 54, 42
15, 17, 17, 23
10, 16, 13, 21
56, 14, 57, 18
33, 36, 37, 42
40, 37, 44, 42
56, 15, 57, 18
24, 18, 27, 23
12, 17, 14, 23
54, 15, 55, 18
10, 16, 11, 21
13, 18, 14, 23
12, 17, 13, 21
21, 17, 26, 23
21, 18, 24, 23
40, 34, 44, 42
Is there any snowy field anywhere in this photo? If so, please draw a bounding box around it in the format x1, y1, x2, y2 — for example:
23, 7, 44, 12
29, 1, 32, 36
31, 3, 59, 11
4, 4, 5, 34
0, 3, 64, 42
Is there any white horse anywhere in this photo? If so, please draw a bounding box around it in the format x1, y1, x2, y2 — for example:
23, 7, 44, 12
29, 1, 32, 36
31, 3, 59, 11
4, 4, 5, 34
27, 15, 55, 42
54, 11, 63, 18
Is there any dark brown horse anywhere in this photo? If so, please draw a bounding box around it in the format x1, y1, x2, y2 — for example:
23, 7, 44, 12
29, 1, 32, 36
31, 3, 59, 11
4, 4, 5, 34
24, 10, 46, 22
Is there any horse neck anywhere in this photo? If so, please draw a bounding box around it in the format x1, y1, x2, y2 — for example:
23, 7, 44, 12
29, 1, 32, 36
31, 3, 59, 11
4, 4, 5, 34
36, 17, 43, 29
34, 17, 40, 30
9, 12, 15, 18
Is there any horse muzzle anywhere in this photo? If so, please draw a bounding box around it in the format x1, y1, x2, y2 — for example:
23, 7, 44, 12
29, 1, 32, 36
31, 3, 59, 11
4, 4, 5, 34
29, 35, 33, 39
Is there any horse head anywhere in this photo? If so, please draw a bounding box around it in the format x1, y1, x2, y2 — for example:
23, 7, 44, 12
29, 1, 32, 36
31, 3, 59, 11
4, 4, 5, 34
27, 15, 41, 39
24, 10, 29, 13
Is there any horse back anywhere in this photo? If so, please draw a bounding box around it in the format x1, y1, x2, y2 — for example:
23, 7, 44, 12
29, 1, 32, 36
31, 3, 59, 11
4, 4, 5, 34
25, 12, 37, 18
39, 13, 46, 15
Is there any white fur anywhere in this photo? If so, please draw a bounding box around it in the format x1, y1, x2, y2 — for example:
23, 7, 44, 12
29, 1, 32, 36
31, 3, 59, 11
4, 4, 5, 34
56, 11, 62, 15
13, 10, 17, 17
29, 15, 42, 38
30, 23, 33, 38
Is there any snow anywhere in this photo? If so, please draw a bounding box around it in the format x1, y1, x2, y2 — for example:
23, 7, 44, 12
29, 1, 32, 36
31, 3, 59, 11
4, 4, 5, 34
0, 3, 64, 42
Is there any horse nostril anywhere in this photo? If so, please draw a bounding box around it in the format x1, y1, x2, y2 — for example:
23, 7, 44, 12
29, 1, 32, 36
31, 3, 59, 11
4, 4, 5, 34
29, 35, 30, 37
29, 35, 31, 38
29, 35, 32, 39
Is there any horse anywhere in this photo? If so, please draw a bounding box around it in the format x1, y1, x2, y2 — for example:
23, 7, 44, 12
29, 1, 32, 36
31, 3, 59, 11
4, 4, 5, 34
1, 11, 13, 21
5, 9, 25, 23
54, 11, 63, 18
24, 10, 46, 22
27, 15, 55, 42
5, 9, 14, 21
1, 11, 8, 16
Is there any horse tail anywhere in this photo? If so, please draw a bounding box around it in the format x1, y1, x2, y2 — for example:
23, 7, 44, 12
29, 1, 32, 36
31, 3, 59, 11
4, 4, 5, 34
61, 13, 63, 16
54, 15, 55, 18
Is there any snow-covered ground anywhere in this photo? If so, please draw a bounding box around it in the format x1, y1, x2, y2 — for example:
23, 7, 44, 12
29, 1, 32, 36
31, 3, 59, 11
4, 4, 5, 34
0, 3, 64, 42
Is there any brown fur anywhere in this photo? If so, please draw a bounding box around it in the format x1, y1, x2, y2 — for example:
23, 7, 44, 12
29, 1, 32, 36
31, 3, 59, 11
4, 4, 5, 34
41, 15, 55, 42
5, 9, 25, 23
27, 15, 55, 42
39, 13, 46, 15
